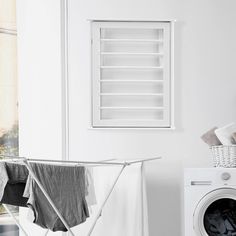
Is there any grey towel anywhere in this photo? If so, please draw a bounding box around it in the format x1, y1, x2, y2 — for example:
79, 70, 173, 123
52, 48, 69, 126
0, 162, 29, 207
23, 163, 89, 232
0, 163, 9, 201
5, 162, 28, 183
201, 127, 222, 146
232, 132, 236, 144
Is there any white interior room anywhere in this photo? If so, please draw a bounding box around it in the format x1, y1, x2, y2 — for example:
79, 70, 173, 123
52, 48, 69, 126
0, 0, 236, 236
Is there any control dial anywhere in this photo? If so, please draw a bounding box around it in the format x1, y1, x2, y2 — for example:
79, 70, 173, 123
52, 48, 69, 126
221, 172, 231, 181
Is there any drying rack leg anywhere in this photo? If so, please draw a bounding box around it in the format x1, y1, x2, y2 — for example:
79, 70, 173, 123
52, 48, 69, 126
141, 162, 144, 236
23, 160, 75, 236
87, 164, 127, 236
2, 204, 28, 236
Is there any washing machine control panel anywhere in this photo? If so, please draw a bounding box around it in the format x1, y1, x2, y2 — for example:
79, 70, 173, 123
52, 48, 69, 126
221, 172, 231, 181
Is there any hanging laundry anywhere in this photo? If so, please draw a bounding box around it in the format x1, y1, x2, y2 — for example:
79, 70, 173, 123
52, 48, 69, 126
23, 163, 89, 232
73, 162, 149, 236
0, 162, 29, 207
85, 167, 97, 212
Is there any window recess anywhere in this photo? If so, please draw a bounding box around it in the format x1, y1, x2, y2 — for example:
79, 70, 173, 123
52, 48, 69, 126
91, 20, 174, 128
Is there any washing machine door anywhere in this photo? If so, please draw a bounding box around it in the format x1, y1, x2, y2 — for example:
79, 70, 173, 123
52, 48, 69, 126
193, 188, 236, 236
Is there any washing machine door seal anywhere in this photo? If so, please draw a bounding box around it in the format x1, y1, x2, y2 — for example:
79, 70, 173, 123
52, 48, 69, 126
193, 187, 236, 236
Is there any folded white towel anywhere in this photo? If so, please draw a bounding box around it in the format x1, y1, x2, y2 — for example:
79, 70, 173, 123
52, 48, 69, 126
215, 123, 236, 145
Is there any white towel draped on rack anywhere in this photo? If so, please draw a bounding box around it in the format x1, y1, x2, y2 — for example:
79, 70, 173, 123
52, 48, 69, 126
0, 156, 161, 236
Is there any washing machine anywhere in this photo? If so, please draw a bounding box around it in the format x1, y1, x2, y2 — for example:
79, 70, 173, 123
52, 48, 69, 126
184, 168, 236, 236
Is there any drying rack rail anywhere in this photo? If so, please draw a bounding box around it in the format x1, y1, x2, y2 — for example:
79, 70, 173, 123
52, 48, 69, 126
0, 155, 161, 236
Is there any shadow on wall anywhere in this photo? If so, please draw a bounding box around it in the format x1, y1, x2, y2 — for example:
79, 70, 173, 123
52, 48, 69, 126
173, 20, 184, 132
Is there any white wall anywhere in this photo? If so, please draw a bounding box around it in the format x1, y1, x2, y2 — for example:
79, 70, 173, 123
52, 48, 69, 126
67, 0, 236, 235
17, 0, 236, 236
17, 0, 63, 235
17, 0, 63, 159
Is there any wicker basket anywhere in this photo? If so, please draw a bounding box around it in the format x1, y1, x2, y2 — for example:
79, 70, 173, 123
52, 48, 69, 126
211, 145, 236, 167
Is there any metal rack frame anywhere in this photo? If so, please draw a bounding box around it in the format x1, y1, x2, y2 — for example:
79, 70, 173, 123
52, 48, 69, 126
0, 156, 161, 236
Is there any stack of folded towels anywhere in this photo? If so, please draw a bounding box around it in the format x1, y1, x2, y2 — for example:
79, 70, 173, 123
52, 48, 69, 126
201, 122, 236, 146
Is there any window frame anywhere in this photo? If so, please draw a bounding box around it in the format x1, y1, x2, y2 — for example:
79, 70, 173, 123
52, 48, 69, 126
91, 20, 175, 129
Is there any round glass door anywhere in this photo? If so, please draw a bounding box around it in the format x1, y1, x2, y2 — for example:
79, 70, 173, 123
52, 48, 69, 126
193, 188, 236, 236
204, 198, 236, 235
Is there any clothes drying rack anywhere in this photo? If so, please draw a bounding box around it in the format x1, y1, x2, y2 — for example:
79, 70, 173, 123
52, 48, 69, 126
0, 155, 161, 236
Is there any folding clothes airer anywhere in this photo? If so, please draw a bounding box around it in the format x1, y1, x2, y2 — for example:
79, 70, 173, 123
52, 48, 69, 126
0, 156, 161, 236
